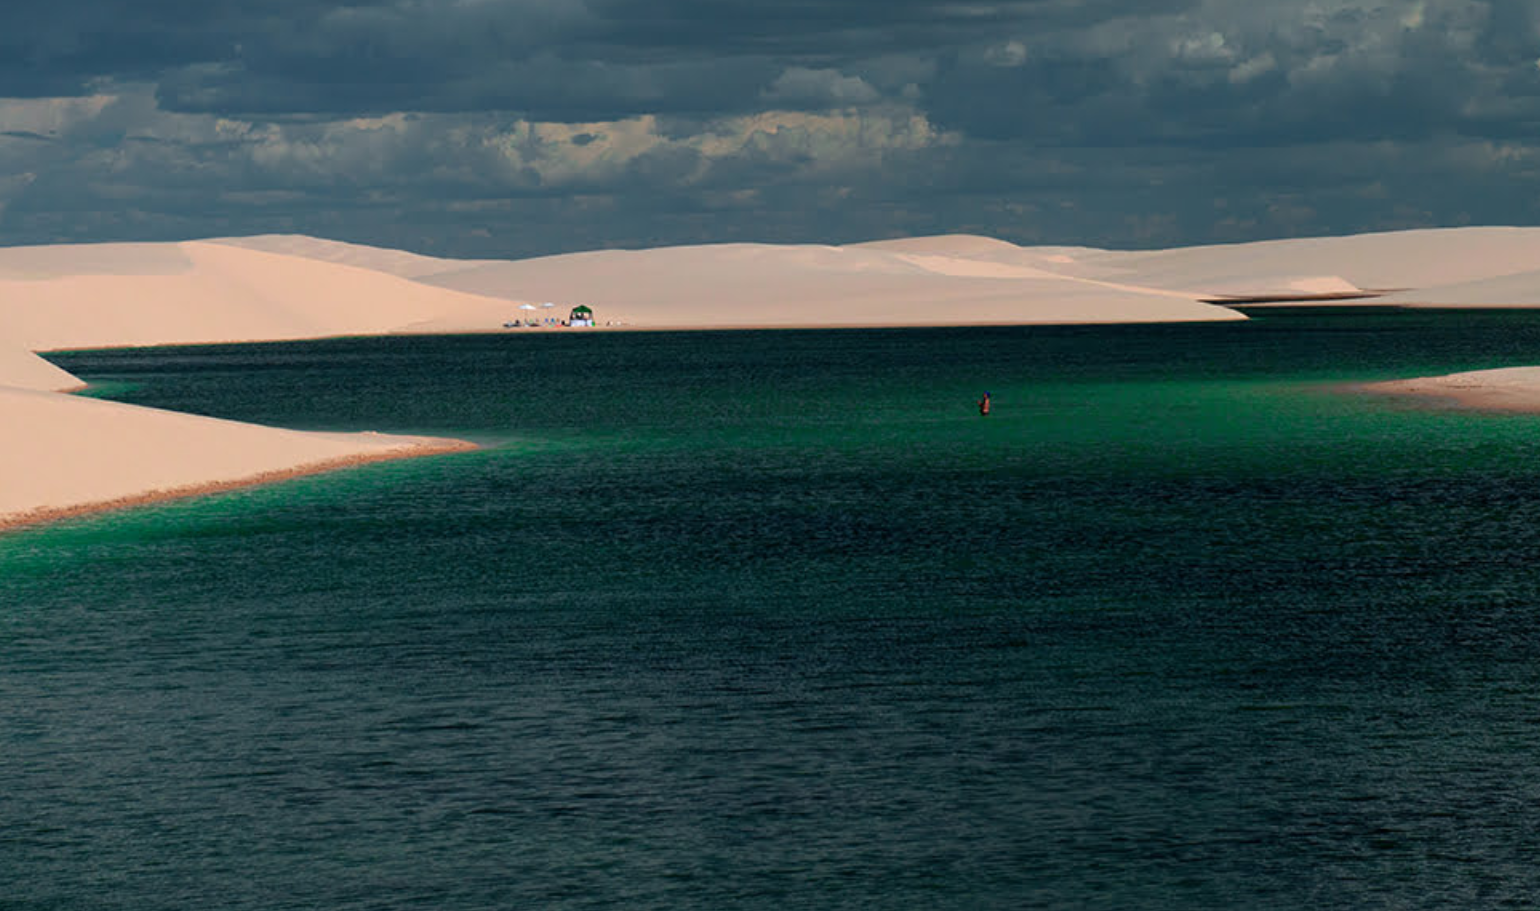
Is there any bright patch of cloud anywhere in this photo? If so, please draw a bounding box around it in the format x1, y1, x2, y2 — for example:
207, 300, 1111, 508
1228, 52, 1276, 84
761, 68, 881, 108
984, 40, 1028, 67
1174, 30, 1233, 65
0, 95, 115, 139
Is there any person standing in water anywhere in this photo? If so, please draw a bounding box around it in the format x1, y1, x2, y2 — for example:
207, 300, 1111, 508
978, 391, 991, 416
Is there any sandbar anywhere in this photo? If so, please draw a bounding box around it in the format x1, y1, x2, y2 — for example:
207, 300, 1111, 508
1360, 367, 1540, 414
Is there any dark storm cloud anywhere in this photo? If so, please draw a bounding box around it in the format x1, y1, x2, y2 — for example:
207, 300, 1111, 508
0, 1, 321, 94
11, 0, 1532, 144
4, 0, 1193, 118
577, 0, 1198, 55
155, 54, 782, 122
4, 0, 1540, 255
923, 1, 1540, 147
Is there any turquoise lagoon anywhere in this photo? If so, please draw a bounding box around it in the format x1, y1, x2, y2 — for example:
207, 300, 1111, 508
9, 310, 1540, 908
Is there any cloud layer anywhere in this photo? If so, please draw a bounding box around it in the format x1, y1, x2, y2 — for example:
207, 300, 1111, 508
0, 0, 1537, 255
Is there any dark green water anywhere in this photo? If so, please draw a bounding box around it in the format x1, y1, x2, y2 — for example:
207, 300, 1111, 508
12, 310, 1540, 909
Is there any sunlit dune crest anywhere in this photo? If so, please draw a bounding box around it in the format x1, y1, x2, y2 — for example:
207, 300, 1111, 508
207, 234, 486, 280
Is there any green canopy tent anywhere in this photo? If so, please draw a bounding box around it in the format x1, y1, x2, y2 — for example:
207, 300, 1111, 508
569, 304, 595, 326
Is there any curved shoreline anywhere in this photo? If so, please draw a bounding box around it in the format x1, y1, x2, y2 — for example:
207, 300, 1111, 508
1358, 367, 1540, 414
0, 438, 477, 534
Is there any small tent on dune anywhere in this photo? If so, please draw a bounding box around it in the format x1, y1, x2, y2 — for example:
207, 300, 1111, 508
569, 305, 595, 327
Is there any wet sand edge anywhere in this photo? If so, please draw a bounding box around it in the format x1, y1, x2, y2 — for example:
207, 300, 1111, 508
0, 438, 478, 534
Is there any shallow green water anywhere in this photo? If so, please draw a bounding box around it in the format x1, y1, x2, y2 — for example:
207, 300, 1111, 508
11, 310, 1540, 908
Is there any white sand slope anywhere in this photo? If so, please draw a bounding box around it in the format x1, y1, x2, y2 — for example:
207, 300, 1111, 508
851, 234, 1107, 269
1375, 268, 1540, 306
207, 234, 485, 280
1089, 226, 1540, 302
0, 385, 472, 528
0, 346, 83, 392
410, 226, 1540, 321
0, 240, 519, 351
419, 241, 1241, 327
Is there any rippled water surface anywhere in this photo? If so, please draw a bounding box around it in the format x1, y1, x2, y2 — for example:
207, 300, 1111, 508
13, 311, 1540, 908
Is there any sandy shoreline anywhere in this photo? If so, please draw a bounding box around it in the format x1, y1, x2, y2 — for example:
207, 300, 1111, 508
0, 438, 477, 533
1359, 367, 1540, 414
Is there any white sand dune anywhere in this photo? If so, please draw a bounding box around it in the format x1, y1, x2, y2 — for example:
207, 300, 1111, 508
0, 346, 83, 392
207, 234, 484, 280
419, 241, 1240, 327
0, 240, 518, 351
1375, 267, 1540, 307
852, 234, 1106, 269
413, 226, 1540, 319
11, 224, 1540, 531
1093, 226, 1540, 301
0, 241, 200, 280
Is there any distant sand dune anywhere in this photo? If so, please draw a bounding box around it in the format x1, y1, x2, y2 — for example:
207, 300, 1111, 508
1376, 267, 1540, 306
1092, 226, 1540, 301
207, 234, 485, 280
418, 241, 1240, 327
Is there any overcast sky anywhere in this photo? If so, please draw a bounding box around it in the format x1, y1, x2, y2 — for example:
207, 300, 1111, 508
1, 0, 1537, 257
